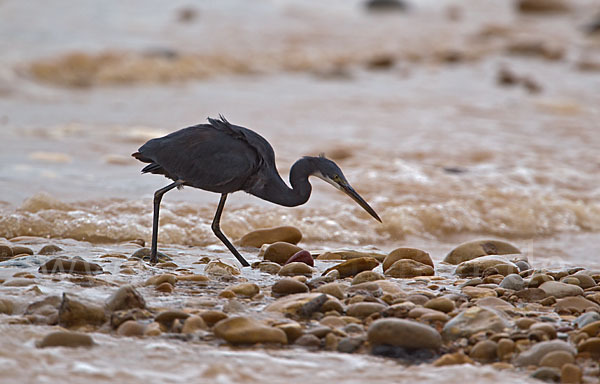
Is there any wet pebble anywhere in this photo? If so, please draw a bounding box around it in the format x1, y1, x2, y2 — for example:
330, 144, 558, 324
39, 258, 103, 275
561, 363, 582, 384
285, 250, 314, 267
432, 352, 474, 366
256, 261, 281, 274
539, 350, 575, 368
338, 336, 364, 353
37, 331, 95, 348
384, 259, 434, 278
514, 340, 576, 366
555, 296, 599, 313
11, 246, 33, 255
181, 315, 208, 334
442, 306, 510, 340
156, 282, 174, 293
462, 286, 497, 299
130, 247, 171, 262
144, 273, 177, 286
322, 257, 379, 278
105, 285, 146, 312
229, 282, 260, 297
315, 282, 346, 300
59, 293, 107, 329
455, 256, 519, 277
278, 262, 315, 277
424, 297, 455, 313
368, 318, 442, 351
295, 334, 321, 348
499, 274, 524, 291
346, 302, 386, 319
199, 310, 227, 327
316, 250, 386, 262
272, 278, 309, 297
275, 322, 303, 343
261, 242, 302, 265
351, 270, 384, 285
2, 278, 36, 287
0, 245, 13, 261
530, 366, 561, 382
575, 312, 600, 328
0, 298, 14, 315
154, 310, 189, 330
204, 260, 241, 276
383, 248, 433, 271
213, 316, 287, 345
516, 0, 569, 13
469, 340, 497, 363
239, 226, 302, 247
443, 240, 520, 264
577, 337, 600, 356
117, 320, 146, 337
539, 281, 583, 298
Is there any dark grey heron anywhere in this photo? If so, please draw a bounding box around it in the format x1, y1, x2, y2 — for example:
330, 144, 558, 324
132, 116, 381, 266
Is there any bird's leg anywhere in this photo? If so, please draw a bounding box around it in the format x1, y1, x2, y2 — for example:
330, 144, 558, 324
211, 193, 250, 267
150, 181, 180, 263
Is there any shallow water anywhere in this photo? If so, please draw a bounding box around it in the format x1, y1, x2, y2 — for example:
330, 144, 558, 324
1, 0, 600, 382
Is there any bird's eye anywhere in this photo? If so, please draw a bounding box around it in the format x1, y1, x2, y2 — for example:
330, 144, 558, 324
333, 175, 341, 182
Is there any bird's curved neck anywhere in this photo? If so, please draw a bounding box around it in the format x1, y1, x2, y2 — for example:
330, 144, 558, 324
252, 157, 315, 207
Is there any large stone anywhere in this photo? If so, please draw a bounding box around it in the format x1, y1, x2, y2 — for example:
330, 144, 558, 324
59, 293, 106, 329
322, 257, 379, 278
444, 240, 520, 264
367, 319, 442, 350
539, 281, 583, 298
385, 259, 434, 278
105, 285, 146, 312
117, 320, 146, 337
383, 248, 433, 271
555, 296, 600, 313
239, 226, 302, 247
37, 331, 95, 348
213, 316, 287, 345
39, 258, 103, 275
514, 340, 576, 367
454, 255, 519, 277
261, 242, 303, 265
442, 306, 511, 340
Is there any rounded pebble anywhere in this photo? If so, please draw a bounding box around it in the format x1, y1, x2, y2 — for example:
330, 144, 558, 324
367, 318, 442, 350
239, 226, 302, 247
37, 331, 95, 348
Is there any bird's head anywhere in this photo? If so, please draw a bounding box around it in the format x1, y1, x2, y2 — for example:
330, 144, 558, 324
309, 155, 382, 223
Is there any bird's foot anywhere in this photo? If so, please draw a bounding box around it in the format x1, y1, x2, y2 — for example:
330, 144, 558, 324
130, 247, 172, 263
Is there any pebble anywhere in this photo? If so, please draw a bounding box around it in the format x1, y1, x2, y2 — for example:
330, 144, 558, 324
316, 250, 386, 262
239, 226, 302, 247
443, 240, 520, 264
575, 312, 600, 329
561, 363, 582, 384
475, 297, 514, 310
530, 367, 561, 382
442, 307, 511, 340
39, 258, 103, 275
539, 281, 583, 298
424, 297, 455, 313
144, 273, 177, 286
257, 261, 281, 274
275, 322, 303, 343
367, 318, 442, 350
295, 334, 321, 348
469, 340, 497, 363
285, 250, 314, 267
555, 296, 599, 313
346, 302, 386, 319
117, 320, 146, 337
530, 323, 557, 339
0, 245, 13, 260
181, 315, 208, 334
204, 260, 241, 276
384, 259, 434, 278
462, 286, 497, 299
59, 293, 107, 328
266, 293, 337, 316
105, 285, 146, 312
37, 331, 95, 348
38, 244, 64, 255
2, 278, 36, 287
338, 337, 364, 353
528, 274, 553, 288
497, 338, 515, 361
177, 274, 210, 284
130, 247, 171, 262
322, 257, 379, 278
213, 316, 287, 345
383, 248, 433, 271
278, 262, 315, 277
320, 316, 347, 328
315, 282, 346, 300
272, 278, 309, 296
577, 337, 600, 356
156, 282, 174, 293
455, 256, 519, 277
199, 310, 227, 327
11, 246, 33, 255
261, 242, 303, 265
514, 288, 546, 301
539, 350, 575, 368
0, 298, 14, 315
513, 340, 576, 366
154, 310, 189, 329
229, 282, 260, 297
432, 352, 474, 366
144, 322, 162, 337
499, 274, 524, 291
571, 272, 596, 289
351, 270, 384, 285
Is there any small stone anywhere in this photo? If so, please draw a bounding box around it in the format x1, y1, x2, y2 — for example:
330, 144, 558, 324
214, 316, 287, 345
229, 282, 260, 297
455, 256, 519, 277
385, 259, 434, 278
444, 240, 520, 264
295, 334, 321, 348
219, 290, 236, 299
383, 248, 433, 271
316, 250, 386, 262
442, 307, 510, 340
154, 310, 189, 329
117, 320, 146, 337
37, 331, 94, 348
39, 258, 103, 275
539, 281, 583, 298
578, 337, 600, 356
497, 338, 515, 361
278, 262, 315, 277
499, 274, 524, 291
322, 257, 379, 278
0, 245, 13, 260
575, 313, 600, 329
256, 261, 281, 274
476, 297, 514, 310
555, 296, 599, 313
285, 250, 314, 267
11, 246, 33, 255
143, 322, 162, 337
351, 270, 384, 285
424, 297, 455, 313
561, 363, 582, 384
571, 272, 596, 289
320, 316, 347, 328
204, 260, 241, 276
275, 322, 303, 343
144, 273, 177, 286
105, 285, 146, 312
470, 340, 497, 363
515, 318, 537, 329
239, 226, 302, 247
514, 340, 576, 367
530, 323, 557, 339
346, 302, 386, 319
0, 298, 14, 315
514, 288, 546, 301
315, 282, 346, 300
539, 350, 575, 368
338, 337, 364, 353
266, 293, 340, 317
2, 278, 36, 287
272, 278, 309, 296
181, 315, 207, 334
177, 274, 210, 284
130, 247, 171, 262
261, 242, 303, 265
199, 310, 227, 327
367, 318, 442, 350
155, 282, 174, 293
59, 293, 106, 329
462, 286, 497, 299
531, 367, 561, 382
529, 274, 553, 288
432, 352, 474, 366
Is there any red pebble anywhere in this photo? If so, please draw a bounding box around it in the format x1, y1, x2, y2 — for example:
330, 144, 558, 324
284, 250, 314, 267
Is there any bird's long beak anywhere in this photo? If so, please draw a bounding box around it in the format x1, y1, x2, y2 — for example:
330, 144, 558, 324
340, 184, 382, 223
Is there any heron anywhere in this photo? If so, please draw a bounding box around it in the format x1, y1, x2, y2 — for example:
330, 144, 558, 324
132, 115, 381, 266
